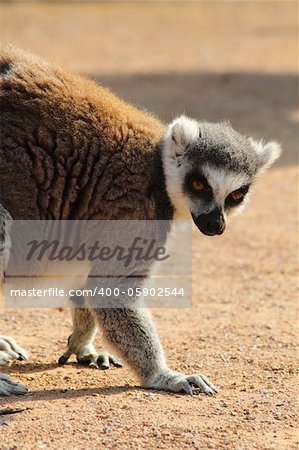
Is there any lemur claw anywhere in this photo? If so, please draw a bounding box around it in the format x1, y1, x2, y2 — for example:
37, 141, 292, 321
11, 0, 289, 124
58, 355, 69, 365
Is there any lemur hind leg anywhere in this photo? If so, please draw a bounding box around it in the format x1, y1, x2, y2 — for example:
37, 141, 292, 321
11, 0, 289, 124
96, 306, 217, 395
58, 298, 122, 370
0, 204, 28, 395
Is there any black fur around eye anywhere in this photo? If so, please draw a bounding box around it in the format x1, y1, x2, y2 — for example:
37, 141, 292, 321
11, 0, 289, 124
225, 185, 250, 208
183, 172, 213, 201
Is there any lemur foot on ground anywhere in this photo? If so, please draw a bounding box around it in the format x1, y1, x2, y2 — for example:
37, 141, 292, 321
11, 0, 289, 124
0, 373, 28, 396
58, 341, 122, 370
144, 369, 218, 396
0, 335, 28, 365
0, 336, 28, 396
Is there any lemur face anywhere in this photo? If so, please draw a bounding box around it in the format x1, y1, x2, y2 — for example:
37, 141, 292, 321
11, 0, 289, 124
183, 165, 251, 235
163, 116, 281, 236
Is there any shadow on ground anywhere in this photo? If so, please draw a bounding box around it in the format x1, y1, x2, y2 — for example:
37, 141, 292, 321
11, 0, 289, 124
92, 72, 298, 168
0, 385, 142, 406
7, 362, 121, 375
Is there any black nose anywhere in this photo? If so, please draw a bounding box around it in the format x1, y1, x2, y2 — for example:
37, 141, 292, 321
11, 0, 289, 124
192, 210, 226, 236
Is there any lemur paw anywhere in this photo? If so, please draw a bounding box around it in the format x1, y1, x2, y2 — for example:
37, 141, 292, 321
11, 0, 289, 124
58, 348, 122, 370
144, 369, 218, 396
0, 373, 28, 396
0, 336, 28, 366
77, 351, 123, 370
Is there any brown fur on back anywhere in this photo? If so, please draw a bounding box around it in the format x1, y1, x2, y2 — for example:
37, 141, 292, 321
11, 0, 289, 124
0, 47, 171, 220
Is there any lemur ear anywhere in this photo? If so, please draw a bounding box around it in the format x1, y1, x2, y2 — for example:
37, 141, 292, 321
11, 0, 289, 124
250, 138, 282, 173
168, 116, 199, 158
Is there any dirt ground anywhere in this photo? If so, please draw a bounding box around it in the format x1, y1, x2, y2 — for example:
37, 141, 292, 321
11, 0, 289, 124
0, 2, 298, 450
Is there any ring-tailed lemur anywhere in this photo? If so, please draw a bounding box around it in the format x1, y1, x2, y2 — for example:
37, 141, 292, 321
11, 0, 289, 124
0, 47, 281, 396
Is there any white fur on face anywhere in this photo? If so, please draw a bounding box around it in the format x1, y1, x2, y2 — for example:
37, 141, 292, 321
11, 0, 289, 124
162, 115, 199, 219
197, 164, 253, 217
201, 164, 251, 206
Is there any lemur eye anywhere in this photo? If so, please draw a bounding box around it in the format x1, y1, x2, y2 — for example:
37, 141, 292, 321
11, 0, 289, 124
230, 190, 244, 201
225, 185, 250, 208
191, 180, 205, 192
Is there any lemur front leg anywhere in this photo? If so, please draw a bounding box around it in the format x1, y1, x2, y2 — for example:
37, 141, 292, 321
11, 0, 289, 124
58, 300, 122, 370
96, 306, 217, 395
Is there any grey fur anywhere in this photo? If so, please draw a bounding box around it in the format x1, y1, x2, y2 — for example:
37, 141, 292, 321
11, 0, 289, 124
0, 373, 28, 396
0, 204, 11, 281
59, 303, 122, 370
190, 122, 259, 176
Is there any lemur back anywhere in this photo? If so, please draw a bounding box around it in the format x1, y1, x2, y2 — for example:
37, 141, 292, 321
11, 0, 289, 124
0, 47, 170, 222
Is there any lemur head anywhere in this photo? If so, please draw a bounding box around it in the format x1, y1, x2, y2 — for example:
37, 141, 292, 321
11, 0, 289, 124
163, 116, 281, 235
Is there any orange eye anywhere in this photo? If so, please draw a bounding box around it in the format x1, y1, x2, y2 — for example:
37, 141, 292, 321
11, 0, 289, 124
191, 180, 205, 192
230, 190, 244, 201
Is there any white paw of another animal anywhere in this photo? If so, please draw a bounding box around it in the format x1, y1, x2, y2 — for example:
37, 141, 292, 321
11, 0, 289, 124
0, 373, 28, 396
144, 369, 218, 395
0, 335, 28, 366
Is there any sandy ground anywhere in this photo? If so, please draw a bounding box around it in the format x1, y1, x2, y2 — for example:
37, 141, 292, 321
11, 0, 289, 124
0, 2, 298, 450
